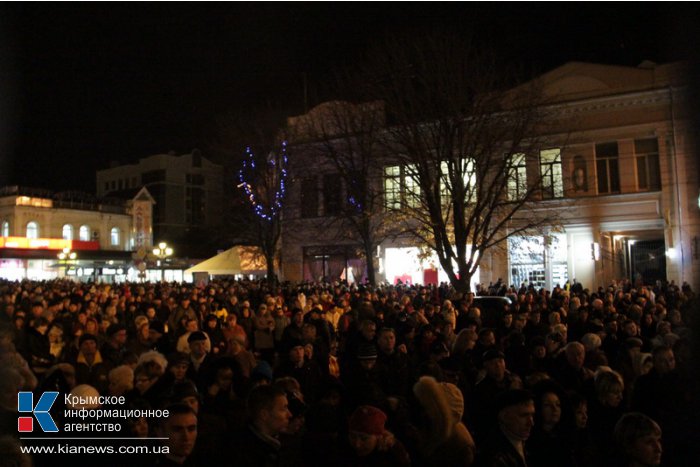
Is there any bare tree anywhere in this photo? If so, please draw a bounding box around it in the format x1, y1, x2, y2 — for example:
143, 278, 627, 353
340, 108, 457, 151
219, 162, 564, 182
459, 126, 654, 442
287, 98, 403, 286
360, 33, 563, 293
211, 108, 290, 286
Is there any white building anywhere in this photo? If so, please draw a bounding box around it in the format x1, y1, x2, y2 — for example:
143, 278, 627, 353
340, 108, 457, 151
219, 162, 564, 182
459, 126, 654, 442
0, 186, 155, 281
280, 61, 699, 292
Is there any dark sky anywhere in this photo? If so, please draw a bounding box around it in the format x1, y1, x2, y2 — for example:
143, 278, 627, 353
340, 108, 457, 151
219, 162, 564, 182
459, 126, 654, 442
0, 3, 695, 192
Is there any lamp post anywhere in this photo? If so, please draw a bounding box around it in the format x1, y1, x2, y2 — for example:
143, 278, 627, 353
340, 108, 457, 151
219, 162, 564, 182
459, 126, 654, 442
152, 242, 173, 281
57, 247, 77, 278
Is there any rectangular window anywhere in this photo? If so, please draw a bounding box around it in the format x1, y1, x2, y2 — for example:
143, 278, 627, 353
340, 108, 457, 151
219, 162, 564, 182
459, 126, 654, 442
300, 177, 319, 218
507, 153, 528, 201
323, 174, 342, 216
404, 164, 421, 208
635, 138, 661, 191
440, 159, 476, 204
384, 166, 402, 210
540, 149, 563, 199
595, 142, 620, 194
384, 165, 421, 210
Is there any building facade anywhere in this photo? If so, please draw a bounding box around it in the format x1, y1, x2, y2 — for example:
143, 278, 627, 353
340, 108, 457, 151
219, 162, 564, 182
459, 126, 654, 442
0, 186, 154, 281
280, 61, 699, 292
96, 149, 225, 252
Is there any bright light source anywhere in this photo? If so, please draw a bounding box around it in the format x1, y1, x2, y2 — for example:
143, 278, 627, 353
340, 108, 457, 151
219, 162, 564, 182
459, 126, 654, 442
666, 247, 677, 258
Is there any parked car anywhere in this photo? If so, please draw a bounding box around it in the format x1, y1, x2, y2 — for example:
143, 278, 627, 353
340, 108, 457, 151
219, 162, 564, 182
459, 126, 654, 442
472, 296, 513, 328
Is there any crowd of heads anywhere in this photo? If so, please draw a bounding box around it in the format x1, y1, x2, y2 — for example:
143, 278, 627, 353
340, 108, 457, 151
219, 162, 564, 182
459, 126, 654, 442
0, 276, 696, 466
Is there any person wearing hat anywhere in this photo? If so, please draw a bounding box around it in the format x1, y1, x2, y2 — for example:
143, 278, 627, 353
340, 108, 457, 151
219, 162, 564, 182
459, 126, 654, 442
167, 352, 192, 385
411, 376, 476, 466
473, 349, 523, 444
478, 389, 535, 467
334, 405, 410, 466
276, 338, 322, 403
72, 333, 112, 394
185, 331, 215, 392
341, 342, 385, 410
101, 323, 128, 367
176, 317, 212, 354
168, 294, 198, 337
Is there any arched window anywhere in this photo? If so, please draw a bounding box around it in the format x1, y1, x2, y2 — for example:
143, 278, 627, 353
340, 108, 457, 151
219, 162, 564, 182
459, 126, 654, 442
1, 221, 8, 237
110, 227, 120, 246
79, 225, 91, 241
26, 221, 39, 239
62, 224, 74, 240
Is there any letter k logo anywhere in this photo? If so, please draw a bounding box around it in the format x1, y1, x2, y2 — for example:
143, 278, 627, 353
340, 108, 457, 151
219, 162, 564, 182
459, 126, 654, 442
18, 392, 59, 432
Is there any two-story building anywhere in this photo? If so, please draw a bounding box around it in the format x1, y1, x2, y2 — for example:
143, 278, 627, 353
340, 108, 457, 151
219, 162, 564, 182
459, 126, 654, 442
280, 61, 699, 292
0, 186, 155, 281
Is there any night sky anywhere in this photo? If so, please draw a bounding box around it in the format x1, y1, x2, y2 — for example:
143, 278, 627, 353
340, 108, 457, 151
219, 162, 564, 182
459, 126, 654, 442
0, 3, 696, 193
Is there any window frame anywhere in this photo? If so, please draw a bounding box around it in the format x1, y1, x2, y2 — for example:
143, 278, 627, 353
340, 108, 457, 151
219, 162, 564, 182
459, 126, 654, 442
26, 221, 39, 239
540, 148, 564, 199
62, 224, 74, 240
110, 227, 120, 247
507, 153, 528, 201
634, 138, 661, 191
595, 142, 620, 194
79, 225, 91, 241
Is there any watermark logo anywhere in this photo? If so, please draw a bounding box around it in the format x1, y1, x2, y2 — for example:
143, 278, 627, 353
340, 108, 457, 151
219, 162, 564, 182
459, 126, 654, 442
18, 392, 59, 433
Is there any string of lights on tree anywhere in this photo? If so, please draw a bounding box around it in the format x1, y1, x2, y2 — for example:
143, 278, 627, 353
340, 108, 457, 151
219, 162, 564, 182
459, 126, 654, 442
238, 141, 289, 221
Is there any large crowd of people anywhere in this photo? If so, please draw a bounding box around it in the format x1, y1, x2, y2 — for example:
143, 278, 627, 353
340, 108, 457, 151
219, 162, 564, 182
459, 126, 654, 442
0, 276, 697, 466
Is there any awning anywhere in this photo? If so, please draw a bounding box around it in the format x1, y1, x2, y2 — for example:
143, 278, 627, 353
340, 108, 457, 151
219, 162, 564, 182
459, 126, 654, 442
184, 246, 266, 276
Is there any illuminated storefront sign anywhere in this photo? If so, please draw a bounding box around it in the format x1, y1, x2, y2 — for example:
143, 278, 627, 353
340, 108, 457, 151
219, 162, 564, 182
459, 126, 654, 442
0, 237, 100, 251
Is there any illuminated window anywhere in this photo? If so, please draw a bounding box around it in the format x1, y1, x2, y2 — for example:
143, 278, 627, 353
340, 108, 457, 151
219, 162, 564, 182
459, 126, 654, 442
79, 225, 91, 241
110, 227, 120, 246
26, 221, 39, 239
384, 165, 421, 210
595, 142, 620, 194
384, 166, 402, 210
507, 153, 528, 201
635, 138, 661, 191
540, 149, 563, 199
404, 164, 421, 208
440, 158, 477, 205
62, 224, 74, 240
1, 221, 8, 237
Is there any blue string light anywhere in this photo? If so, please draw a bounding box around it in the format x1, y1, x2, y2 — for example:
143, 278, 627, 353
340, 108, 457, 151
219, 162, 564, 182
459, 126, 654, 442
238, 141, 289, 221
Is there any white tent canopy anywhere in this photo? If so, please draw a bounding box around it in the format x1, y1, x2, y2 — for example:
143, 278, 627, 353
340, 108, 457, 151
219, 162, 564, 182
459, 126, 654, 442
185, 246, 266, 276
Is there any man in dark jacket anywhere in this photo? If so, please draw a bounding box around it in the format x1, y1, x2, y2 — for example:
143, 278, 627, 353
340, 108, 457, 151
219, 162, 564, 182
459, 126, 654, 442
233, 384, 294, 466
478, 389, 535, 467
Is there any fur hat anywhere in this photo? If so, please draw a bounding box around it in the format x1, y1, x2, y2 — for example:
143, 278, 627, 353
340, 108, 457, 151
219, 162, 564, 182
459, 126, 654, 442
348, 405, 386, 436
413, 376, 467, 452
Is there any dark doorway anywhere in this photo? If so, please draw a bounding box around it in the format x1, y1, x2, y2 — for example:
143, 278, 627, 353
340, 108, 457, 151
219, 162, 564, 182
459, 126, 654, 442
630, 239, 666, 286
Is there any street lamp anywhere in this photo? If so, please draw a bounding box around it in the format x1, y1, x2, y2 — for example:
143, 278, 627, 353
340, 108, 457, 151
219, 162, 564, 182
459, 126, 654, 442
152, 242, 173, 281
57, 247, 77, 277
